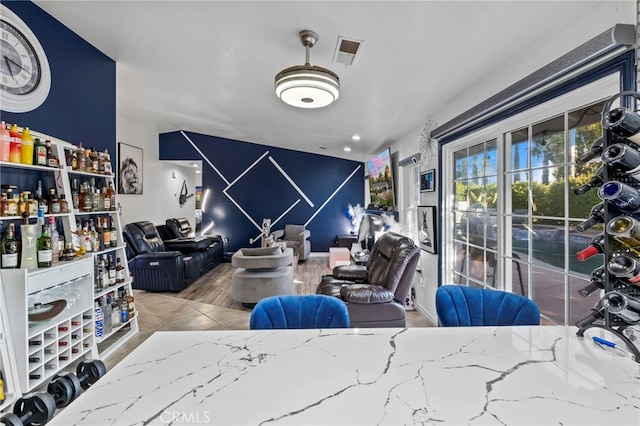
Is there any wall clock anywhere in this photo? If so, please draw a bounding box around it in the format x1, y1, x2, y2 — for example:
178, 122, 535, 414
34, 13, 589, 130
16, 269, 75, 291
0, 4, 51, 112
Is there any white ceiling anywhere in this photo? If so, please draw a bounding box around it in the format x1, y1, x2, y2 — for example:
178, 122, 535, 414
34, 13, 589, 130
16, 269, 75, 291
33, 1, 613, 161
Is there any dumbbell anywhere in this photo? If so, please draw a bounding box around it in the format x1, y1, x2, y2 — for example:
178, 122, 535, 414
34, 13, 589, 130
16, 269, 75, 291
0, 392, 56, 426
46, 372, 81, 409
75, 360, 106, 390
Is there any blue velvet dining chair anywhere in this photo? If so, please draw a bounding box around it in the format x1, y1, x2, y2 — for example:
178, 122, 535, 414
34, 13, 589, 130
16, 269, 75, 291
249, 294, 350, 329
435, 285, 540, 327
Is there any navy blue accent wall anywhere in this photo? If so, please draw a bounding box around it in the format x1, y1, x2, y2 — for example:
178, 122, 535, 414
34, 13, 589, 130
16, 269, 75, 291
1, 1, 115, 154
160, 131, 364, 252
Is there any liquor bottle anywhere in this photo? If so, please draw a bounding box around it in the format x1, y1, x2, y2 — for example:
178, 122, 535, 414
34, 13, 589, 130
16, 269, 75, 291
33, 137, 47, 166
111, 300, 121, 327
82, 221, 92, 253
0, 193, 8, 216
601, 290, 640, 324
576, 137, 604, 165
115, 257, 126, 283
578, 266, 606, 297
606, 215, 640, 255
95, 301, 104, 340
36, 224, 52, 268
35, 180, 48, 215
601, 143, 640, 180
108, 255, 116, 286
1, 223, 18, 269
576, 202, 605, 232
71, 179, 79, 210
607, 254, 640, 282
598, 181, 640, 213
101, 295, 112, 335
0, 121, 10, 162
8, 124, 21, 163
120, 299, 129, 324
49, 189, 61, 215
45, 140, 58, 168
573, 166, 604, 195
106, 182, 116, 211
102, 217, 111, 248
90, 219, 100, 252
48, 216, 60, 264
77, 142, 86, 172
103, 185, 112, 211
84, 148, 92, 172
603, 106, 640, 145
26, 192, 37, 216
109, 216, 117, 247
124, 289, 135, 318
18, 192, 27, 216
81, 183, 93, 212
5, 190, 17, 217
95, 188, 104, 211
90, 147, 99, 173
103, 149, 112, 174
20, 127, 34, 165
59, 194, 69, 214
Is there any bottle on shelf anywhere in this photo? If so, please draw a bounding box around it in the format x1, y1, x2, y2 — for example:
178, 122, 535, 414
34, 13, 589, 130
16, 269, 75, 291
102, 217, 110, 248
0, 121, 10, 162
48, 189, 61, 215
575, 137, 603, 165
6, 189, 18, 217
101, 294, 112, 335
95, 301, 104, 340
49, 216, 60, 264
103, 149, 112, 174
36, 224, 52, 268
59, 194, 69, 214
602, 106, 640, 145
35, 180, 48, 215
90, 147, 99, 173
45, 140, 58, 168
115, 257, 125, 283
120, 299, 129, 324
109, 216, 117, 247
124, 289, 135, 318
0, 193, 8, 216
33, 137, 47, 167
20, 127, 34, 165
1, 223, 19, 269
77, 142, 86, 172
105, 182, 116, 211
573, 166, 604, 195
8, 124, 21, 163
576, 202, 605, 232
71, 179, 80, 210
598, 181, 640, 213
111, 299, 121, 327
90, 219, 100, 252
108, 255, 116, 286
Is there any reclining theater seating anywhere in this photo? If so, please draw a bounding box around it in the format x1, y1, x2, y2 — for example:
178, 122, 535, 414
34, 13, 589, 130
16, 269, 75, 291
316, 232, 420, 328
123, 221, 223, 292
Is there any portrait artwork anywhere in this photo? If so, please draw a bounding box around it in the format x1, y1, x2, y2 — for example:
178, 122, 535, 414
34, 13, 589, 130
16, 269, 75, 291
118, 142, 143, 195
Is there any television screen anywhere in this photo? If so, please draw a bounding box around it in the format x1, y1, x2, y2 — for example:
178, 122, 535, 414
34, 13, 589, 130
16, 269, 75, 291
366, 148, 395, 208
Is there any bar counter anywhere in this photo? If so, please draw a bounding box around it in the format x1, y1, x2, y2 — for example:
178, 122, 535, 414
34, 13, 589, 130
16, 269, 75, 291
50, 326, 640, 425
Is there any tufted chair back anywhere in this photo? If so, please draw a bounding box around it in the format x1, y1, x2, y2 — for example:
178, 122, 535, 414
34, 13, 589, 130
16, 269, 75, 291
366, 232, 420, 302
250, 295, 349, 329
435, 285, 540, 327
123, 221, 167, 255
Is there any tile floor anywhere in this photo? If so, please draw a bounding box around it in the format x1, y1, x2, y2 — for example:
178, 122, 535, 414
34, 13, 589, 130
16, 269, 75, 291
104, 290, 434, 370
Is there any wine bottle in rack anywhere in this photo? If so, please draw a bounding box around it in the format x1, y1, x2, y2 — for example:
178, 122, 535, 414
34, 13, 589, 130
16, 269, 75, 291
605, 216, 640, 254
601, 143, 640, 179
575, 234, 606, 261
601, 291, 640, 323
598, 181, 640, 213
602, 106, 640, 145
576, 202, 606, 232
573, 165, 604, 195
575, 137, 603, 165
578, 266, 606, 297
575, 299, 605, 328
607, 254, 640, 283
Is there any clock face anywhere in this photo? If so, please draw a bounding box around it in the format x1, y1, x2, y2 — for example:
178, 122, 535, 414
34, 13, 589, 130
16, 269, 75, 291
0, 5, 51, 112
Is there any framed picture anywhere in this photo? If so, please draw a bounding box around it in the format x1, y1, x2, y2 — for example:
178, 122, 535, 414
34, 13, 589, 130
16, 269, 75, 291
118, 142, 143, 195
420, 169, 435, 192
417, 205, 437, 254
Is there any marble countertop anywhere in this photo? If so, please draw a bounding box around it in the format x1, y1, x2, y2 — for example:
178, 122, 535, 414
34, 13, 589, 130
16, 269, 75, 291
50, 326, 640, 425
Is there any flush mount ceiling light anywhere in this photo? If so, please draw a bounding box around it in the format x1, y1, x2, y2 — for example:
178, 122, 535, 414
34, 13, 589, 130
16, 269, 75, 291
275, 30, 340, 109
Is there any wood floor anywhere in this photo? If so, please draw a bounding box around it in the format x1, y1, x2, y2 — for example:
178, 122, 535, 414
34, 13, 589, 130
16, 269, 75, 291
173, 255, 332, 310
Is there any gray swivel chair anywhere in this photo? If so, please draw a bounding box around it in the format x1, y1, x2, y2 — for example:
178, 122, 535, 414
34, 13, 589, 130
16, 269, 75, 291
271, 224, 311, 261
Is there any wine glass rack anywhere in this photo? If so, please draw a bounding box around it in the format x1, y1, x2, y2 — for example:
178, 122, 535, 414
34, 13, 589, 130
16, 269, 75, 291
575, 90, 640, 362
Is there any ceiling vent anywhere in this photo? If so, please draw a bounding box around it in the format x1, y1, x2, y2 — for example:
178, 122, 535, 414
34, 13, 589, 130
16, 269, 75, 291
333, 36, 364, 66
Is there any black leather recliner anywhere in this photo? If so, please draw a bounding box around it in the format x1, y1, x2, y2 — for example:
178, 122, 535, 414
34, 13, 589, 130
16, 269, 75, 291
316, 232, 420, 328
163, 217, 224, 273
124, 221, 201, 292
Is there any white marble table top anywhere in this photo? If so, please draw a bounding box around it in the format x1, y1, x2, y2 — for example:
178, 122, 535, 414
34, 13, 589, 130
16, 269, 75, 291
51, 326, 640, 425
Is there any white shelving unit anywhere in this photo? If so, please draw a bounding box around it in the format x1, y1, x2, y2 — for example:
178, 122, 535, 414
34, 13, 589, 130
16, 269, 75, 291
0, 275, 20, 413
0, 129, 138, 398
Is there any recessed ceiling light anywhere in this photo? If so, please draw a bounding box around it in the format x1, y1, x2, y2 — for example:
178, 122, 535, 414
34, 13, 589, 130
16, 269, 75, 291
191, 163, 199, 167
195, 170, 201, 174
351, 135, 361, 141
344, 147, 351, 152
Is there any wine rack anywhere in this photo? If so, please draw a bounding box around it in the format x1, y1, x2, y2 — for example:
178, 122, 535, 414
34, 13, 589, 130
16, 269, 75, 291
575, 90, 640, 362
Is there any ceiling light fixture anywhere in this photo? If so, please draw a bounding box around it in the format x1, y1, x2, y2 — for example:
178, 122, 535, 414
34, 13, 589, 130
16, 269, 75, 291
275, 30, 340, 109
351, 135, 361, 141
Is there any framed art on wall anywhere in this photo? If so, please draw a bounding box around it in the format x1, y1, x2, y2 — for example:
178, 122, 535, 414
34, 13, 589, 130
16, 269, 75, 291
417, 205, 437, 254
420, 169, 435, 192
118, 142, 143, 195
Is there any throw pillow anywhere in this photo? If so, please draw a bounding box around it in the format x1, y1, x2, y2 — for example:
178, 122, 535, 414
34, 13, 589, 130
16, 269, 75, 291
241, 246, 283, 256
